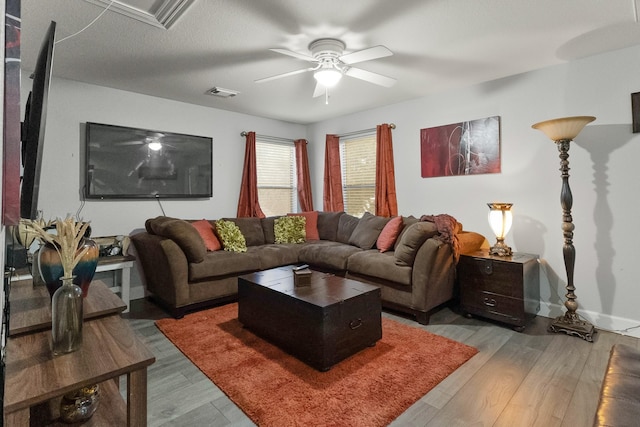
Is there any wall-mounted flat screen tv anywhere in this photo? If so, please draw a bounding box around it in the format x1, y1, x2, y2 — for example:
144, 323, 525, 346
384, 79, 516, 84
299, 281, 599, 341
85, 122, 212, 199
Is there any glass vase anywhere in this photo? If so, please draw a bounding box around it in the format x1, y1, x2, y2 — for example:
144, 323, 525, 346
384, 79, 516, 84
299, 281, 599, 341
52, 276, 83, 356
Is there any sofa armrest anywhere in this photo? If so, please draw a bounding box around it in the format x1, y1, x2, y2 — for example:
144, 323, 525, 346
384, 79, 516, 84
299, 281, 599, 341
410, 237, 456, 311
130, 232, 190, 307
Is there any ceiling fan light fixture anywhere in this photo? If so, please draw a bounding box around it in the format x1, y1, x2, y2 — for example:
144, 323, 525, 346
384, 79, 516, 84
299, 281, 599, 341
148, 141, 162, 151
314, 68, 342, 87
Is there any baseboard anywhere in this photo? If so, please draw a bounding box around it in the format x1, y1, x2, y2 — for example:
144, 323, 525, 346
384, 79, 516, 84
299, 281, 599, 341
126, 287, 640, 338
538, 302, 640, 339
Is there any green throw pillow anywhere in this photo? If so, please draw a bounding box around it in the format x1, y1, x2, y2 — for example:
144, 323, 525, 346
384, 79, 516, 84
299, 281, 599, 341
215, 219, 247, 253
274, 216, 306, 244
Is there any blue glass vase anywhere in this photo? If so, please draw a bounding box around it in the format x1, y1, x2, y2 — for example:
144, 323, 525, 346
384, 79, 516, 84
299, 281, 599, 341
37, 238, 99, 298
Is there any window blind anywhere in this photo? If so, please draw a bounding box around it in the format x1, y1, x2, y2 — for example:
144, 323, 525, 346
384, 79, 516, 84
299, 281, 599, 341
341, 133, 376, 217
256, 140, 297, 216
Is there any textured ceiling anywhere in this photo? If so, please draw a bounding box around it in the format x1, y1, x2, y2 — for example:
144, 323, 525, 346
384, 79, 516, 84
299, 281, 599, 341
20, 0, 640, 124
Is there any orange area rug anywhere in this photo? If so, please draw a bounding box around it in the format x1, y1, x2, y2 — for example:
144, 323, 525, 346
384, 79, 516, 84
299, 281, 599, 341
155, 303, 477, 426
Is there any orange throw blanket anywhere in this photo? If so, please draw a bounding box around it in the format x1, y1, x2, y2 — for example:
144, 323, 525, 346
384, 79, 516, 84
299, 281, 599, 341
420, 214, 462, 262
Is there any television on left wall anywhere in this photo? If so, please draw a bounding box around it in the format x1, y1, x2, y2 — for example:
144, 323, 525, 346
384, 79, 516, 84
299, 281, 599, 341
20, 20, 56, 220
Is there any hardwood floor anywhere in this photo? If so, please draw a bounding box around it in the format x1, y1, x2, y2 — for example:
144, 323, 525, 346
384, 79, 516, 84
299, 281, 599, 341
122, 299, 639, 426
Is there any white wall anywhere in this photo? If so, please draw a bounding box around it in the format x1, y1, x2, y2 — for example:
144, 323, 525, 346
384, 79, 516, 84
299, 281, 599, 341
29, 76, 306, 234
27, 43, 640, 337
308, 44, 640, 337
23, 75, 305, 298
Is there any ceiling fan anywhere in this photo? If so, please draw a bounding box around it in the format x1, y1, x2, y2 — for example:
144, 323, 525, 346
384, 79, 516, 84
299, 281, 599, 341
112, 132, 176, 151
255, 38, 397, 98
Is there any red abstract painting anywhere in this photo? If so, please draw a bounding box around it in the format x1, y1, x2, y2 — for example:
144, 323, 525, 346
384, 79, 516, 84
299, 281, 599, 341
420, 116, 501, 178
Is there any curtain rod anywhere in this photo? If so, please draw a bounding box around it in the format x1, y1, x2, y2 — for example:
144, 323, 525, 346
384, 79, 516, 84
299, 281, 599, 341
240, 131, 297, 144
337, 123, 396, 138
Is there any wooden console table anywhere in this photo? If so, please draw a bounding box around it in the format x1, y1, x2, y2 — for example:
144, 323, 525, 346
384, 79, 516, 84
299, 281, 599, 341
94, 254, 136, 313
3, 279, 155, 426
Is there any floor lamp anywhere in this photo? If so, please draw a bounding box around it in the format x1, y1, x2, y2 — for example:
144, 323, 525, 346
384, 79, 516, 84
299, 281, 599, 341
532, 116, 596, 342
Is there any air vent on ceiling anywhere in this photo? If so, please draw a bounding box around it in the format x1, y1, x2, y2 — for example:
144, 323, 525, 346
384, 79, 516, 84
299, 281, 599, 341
206, 87, 240, 98
84, 0, 195, 29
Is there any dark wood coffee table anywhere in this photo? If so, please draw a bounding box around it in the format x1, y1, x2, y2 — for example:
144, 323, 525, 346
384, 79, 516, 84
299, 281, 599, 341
238, 265, 382, 371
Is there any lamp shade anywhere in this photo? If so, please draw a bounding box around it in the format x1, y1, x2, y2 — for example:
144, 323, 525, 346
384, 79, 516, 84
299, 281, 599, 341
531, 116, 595, 141
487, 202, 513, 256
314, 68, 342, 87
488, 203, 512, 239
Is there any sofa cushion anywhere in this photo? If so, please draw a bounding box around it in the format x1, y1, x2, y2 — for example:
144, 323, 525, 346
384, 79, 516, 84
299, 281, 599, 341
189, 246, 262, 281
274, 216, 306, 244
261, 216, 281, 244
394, 215, 419, 250
223, 217, 265, 246
215, 219, 247, 253
317, 211, 343, 241
376, 216, 404, 252
191, 220, 221, 251
394, 222, 439, 266
288, 211, 319, 240
154, 218, 206, 263
145, 216, 179, 235
257, 243, 304, 270
458, 231, 488, 254
298, 241, 362, 270
336, 214, 360, 244
348, 250, 412, 286
349, 212, 390, 250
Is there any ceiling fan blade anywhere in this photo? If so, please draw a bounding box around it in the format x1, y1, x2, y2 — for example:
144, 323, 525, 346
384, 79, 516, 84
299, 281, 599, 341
312, 82, 325, 98
345, 67, 397, 87
270, 48, 316, 62
115, 140, 145, 146
340, 45, 393, 65
255, 67, 314, 83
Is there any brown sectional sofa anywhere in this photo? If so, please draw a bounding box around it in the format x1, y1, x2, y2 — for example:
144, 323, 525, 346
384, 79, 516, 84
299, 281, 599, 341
130, 211, 486, 323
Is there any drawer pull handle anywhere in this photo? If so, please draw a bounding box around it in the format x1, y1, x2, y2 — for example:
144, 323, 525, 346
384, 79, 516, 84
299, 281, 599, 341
349, 318, 362, 330
481, 259, 493, 275
483, 298, 497, 307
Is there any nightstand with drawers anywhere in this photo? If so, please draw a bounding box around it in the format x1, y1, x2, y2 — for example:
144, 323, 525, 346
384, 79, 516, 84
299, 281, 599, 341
458, 250, 540, 331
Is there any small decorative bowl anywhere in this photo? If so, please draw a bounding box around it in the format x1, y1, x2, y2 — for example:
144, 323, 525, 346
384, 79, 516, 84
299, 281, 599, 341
59, 383, 100, 423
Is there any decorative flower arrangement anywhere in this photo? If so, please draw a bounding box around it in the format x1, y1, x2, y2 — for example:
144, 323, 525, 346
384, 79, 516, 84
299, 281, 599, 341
20, 216, 91, 279
15, 217, 53, 249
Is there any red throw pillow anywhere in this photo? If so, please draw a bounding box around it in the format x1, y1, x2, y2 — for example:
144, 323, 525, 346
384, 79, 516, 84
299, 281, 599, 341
191, 219, 221, 251
288, 211, 320, 240
377, 216, 404, 252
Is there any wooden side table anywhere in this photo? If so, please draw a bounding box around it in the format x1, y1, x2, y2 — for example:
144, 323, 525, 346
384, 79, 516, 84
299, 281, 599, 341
3, 278, 155, 426
9, 279, 125, 336
10, 254, 135, 313
458, 250, 540, 331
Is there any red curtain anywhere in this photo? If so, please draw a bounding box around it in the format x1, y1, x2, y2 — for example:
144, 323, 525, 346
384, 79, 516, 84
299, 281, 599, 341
236, 131, 265, 218
375, 124, 398, 217
323, 134, 344, 212
294, 139, 314, 212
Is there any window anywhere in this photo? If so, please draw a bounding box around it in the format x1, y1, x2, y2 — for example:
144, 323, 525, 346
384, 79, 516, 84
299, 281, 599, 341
256, 139, 297, 216
341, 133, 376, 217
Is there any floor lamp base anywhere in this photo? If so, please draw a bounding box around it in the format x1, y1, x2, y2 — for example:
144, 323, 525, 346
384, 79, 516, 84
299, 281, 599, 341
548, 314, 595, 342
